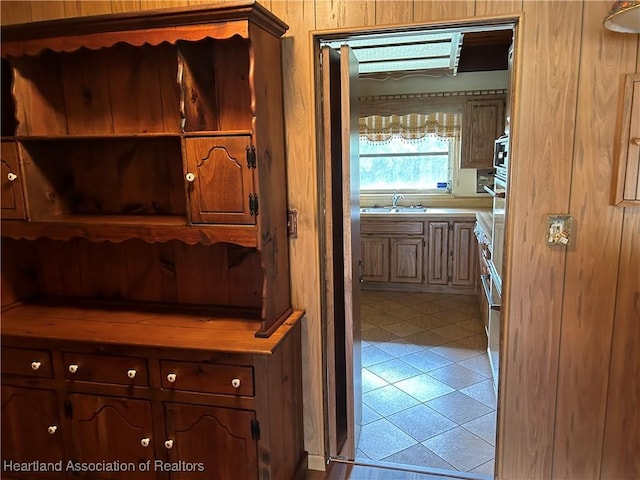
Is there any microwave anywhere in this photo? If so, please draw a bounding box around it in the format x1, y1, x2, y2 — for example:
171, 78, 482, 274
494, 135, 509, 178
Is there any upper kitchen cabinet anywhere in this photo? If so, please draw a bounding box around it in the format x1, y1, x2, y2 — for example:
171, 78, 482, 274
612, 73, 640, 207
461, 97, 505, 169
0, 2, 292, 337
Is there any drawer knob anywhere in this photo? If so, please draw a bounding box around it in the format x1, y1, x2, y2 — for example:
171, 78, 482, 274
185, 172, 195, 183
127, 369, 137, 379
47, 425, 58, 435
140, 437, 150, 448
166, 373, 177, 383
164, 440, 174, 449
68, 364, 79, 374
7, 172, 17, 182
231, 378, 241, 389
31, 361, 42, 371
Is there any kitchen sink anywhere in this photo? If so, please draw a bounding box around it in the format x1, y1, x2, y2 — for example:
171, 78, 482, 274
360, 206, 429, 213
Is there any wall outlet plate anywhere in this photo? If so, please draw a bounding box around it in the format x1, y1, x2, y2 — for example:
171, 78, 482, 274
547, 214, 572, 245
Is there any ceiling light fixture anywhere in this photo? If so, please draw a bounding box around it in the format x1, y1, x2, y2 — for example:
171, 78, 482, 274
604, 1, 640, 33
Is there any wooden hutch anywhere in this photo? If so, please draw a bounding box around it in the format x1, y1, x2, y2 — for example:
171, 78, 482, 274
0, 2, 305, 479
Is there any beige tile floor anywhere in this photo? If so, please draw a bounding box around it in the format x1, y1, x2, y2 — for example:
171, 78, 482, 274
357, 290, 496, 477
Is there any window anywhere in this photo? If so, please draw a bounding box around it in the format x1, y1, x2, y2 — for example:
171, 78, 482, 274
359, 135, 454, 193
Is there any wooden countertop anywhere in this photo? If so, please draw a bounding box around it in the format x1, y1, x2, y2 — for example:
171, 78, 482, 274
361, 207, 491, 219
1, 302, 304, 355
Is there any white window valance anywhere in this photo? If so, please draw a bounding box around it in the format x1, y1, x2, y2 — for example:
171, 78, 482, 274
359, 112, 462, 143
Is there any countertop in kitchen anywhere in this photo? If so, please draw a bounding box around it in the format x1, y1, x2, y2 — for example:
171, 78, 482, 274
475, 209, 493, 240
360, 207, 491, 219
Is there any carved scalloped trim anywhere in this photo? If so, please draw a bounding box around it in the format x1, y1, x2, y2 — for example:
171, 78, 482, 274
3, 23, 249, 58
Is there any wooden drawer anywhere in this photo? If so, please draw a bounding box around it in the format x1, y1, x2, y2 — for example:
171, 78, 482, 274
361, 221, 424, 235
160, 361, 254, 396
1, 347, 53, 377
63, 352, 149, 386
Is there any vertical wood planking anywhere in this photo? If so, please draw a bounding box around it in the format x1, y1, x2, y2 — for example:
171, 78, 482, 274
413, 1, 474, 23
269, 0, 325, 466
601, 209, 640, 480
475, 0, 522, 17
110, 0, 142, 13
29, 1, 67, 21
123, 240, 178, 302
498, 1, 582, 478
374, 0, 413, 24
0, 2, 31, 24
552, 2, 637, 478
315, 0, 376, 29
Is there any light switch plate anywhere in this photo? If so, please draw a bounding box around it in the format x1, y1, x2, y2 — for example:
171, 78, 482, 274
547, 214, 572, 245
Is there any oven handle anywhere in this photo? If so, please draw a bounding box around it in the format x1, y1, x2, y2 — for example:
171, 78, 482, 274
483, 185, 506, 198
481, 274, 501, 311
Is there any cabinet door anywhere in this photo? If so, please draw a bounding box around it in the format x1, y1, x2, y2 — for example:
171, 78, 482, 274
461, 99, 504, 169
1, 142, 27, 220
451, 221, 477, 287
184, 136, 255, 224
390, 237, 423, 284
361, 237, 389, 283
426, 221, 450, 285
163, 403, 258, 480
1, 386, 64, 478
67, 394, 154, 479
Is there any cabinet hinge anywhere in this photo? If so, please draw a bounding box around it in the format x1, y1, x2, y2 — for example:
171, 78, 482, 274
246, 146, 256, 169
249, 193, 259, 217
250, 419, 260, 440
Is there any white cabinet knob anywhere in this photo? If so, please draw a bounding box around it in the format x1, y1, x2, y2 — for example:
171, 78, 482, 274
7, 172, 17, 182
231, 378, 241, 389
140, 437, 150, 448
164, 440, 174, 449
127, 369, 137, 379
68, 364, 79, 374
31, 361, 42, 371
166, 373, 177, 383
185, 172, 195, 182
47, 425, 58, 435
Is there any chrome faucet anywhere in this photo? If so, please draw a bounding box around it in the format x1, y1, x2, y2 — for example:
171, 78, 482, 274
391, 192, 405, 207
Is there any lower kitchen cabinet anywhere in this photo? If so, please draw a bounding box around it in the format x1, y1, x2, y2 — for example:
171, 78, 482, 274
0, 310, 306, 480
361, 215, 477, 294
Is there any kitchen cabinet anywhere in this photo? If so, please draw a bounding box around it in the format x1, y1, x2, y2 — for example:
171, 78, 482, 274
361, 219, 424, 288
426, 219, 477, 292
461, 98, 505, 169
360, 215, 476, 294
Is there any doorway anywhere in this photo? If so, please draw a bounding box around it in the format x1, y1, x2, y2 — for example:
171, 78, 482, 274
315, 16, 518, 479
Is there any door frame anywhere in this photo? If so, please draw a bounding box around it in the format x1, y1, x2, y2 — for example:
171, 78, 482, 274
312, 13, 522, 468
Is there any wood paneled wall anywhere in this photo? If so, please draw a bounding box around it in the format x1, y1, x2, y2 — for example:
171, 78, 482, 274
2, 1, 638, 478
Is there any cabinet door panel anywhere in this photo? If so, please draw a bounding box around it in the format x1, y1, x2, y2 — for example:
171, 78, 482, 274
185, 136, 255, 224
68, 394, 154, 479
1, 386, 64, 477
461, 99, 504, 169
390, 238, 423, 284
451, 222, 477, 287
164, 403, 258, 480
427, 221, 449, 285
361, 237, 389, 283
1, 142, 27, 220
